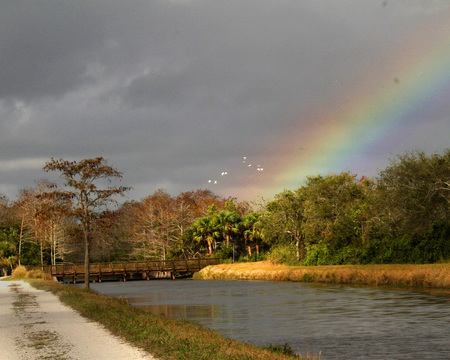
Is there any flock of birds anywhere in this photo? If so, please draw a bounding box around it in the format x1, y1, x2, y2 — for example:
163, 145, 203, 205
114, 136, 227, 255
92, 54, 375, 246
207, 156, 264, 185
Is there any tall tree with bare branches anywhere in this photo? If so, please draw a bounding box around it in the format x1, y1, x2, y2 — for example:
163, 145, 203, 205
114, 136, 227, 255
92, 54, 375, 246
43, 157, 129, 288
17, 180, 66, 266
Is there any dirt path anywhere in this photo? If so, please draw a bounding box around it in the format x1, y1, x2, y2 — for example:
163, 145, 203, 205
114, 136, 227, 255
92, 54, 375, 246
0, 280, 157, 360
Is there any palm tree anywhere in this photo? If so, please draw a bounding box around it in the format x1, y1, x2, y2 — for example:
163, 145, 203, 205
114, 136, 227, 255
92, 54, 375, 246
217, 211, 241, 248
0, 240, 18, 276
242, 212, 262, 256
191, 216, 221, 256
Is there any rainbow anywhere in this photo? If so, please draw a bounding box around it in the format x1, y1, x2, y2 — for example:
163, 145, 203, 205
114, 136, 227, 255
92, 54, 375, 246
241, 11, 450, 201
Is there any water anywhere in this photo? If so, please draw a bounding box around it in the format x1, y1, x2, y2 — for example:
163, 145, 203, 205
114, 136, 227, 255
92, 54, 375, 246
90, 280, 450, 359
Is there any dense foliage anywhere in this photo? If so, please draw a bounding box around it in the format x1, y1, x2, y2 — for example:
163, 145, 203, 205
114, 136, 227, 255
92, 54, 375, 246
0, 149, 448, 273
298, 150, 449, 265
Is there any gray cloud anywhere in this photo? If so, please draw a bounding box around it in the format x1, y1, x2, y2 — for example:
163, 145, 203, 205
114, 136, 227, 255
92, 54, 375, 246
0, 0, 449, 202
0, 1, 107, 101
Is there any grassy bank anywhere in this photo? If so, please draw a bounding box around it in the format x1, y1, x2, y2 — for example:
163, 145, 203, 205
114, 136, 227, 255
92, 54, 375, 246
22, 279, 318, 360
195, 262, 450, 290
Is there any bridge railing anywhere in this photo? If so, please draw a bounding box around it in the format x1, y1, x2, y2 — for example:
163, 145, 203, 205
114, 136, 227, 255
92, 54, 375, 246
31, 258, 222, 277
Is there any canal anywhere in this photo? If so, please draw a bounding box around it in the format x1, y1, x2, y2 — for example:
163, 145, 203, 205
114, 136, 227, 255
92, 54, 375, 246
90, 280, 450, 359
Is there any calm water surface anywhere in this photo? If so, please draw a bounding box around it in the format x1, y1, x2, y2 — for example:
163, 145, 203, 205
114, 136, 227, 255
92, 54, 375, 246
91, 280, 449, 359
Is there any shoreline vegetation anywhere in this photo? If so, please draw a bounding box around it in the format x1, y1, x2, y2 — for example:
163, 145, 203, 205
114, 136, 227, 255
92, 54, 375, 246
3, 267, 319, 360
195, 262, 450, 290
4, 262, 449, 359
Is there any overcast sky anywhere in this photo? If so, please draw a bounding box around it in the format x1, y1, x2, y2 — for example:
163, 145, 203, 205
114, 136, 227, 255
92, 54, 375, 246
1, 0, 449, 203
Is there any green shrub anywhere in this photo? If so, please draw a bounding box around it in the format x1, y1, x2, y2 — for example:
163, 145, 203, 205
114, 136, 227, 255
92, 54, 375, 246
267, 244, 298, 265
330, 246, 362, 265
357, 221, 450, 265
415, 221, 450, 263
238, 252, 267, 263
214, 245, 234, 260
303, 245, 332, 266
265, 343, 297, 356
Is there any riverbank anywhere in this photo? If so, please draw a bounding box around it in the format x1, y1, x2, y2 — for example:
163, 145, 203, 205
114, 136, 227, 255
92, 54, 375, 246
0, 280, 154, 360
195, 261, 450, 290
17, 278, 318, 360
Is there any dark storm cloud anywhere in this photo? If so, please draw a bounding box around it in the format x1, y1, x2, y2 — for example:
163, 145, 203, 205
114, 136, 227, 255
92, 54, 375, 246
0, 0, 448, 202
0, 1, 107, 101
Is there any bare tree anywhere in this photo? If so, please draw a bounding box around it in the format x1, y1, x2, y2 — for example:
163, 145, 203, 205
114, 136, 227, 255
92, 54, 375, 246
17, 181, 64, 266
44, 157, 130, 289
132, 190, 178, 260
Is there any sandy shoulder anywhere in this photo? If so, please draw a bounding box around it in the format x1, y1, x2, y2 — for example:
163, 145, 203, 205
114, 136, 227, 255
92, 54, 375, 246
0, 280, 157, 360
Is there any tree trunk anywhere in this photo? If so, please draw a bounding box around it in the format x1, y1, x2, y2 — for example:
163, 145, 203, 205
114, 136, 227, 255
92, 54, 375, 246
40, 241, 43, 268
295, 234, 306, 261
207, 239, 213, 256
84, 224, 90, 289
18, 215, 25, 266
51, 221, 56, 266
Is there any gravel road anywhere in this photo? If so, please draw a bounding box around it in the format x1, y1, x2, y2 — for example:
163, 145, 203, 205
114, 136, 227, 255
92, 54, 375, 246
0, 280, 157, 360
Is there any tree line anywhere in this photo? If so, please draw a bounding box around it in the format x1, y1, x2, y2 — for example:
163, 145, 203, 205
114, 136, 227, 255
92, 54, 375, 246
1, 149, 449, 278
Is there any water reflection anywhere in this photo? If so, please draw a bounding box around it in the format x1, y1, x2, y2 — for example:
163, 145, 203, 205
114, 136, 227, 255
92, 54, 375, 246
132, 303, 221, 320
91, 280, 450, 360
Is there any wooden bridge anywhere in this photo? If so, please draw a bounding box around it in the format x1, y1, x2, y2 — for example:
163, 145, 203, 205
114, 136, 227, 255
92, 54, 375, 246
39, 258, 222, 283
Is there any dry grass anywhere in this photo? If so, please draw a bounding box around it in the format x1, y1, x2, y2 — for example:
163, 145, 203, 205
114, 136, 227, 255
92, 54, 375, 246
195, 262, 450, 290
11, 265, 28, 278
25, 269, 47, 279
8, 266, 51, 280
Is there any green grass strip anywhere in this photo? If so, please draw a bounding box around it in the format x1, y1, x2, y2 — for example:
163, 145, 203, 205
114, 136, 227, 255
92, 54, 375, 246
27, 279, 317, 360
